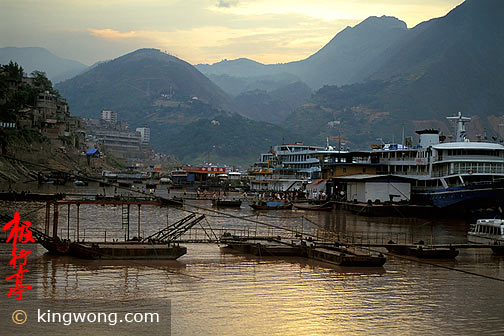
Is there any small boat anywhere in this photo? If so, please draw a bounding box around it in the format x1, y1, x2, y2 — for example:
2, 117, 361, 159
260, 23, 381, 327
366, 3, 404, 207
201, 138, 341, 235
211, 199, 242, 208
307, 245, 386, 267
293, 202, 333, 211
249, 200, 293, 210
74, 180, 88, 186
386, 241, 459, 259
468, 219, 504, 255
39, 237, 71, 255
68, 242, 187, 260
222, 238, 303, 256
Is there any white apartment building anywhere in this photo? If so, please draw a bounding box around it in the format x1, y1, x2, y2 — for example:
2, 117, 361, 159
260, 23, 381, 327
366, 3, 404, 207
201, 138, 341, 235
136, 126, 151, 145
101, 109, 118, 124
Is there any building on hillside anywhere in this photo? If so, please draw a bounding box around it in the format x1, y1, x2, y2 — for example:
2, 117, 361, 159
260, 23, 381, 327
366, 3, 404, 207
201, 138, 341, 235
95, 129, 143, 159
136, 126, 151, 145
101, 109, 118, 124
37, 91, 69, 120
15, 90, 76, 140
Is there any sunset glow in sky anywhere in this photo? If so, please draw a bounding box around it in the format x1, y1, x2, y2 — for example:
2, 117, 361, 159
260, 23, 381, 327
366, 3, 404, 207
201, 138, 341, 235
0, 0, 464, 65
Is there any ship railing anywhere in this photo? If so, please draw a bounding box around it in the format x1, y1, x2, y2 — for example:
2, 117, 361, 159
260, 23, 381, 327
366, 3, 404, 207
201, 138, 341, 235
57, 227, 127, 243
308, 230, 427, 245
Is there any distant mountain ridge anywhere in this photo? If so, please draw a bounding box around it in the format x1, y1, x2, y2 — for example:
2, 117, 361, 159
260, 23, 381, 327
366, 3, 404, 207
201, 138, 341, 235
285, 0, 504, 148
234, 82, 312, 125
196, 15, 409, 90
195, 15, 410, 127
56, 48, 236, 119
0, 47, 88, 83
55, 48, 294, 164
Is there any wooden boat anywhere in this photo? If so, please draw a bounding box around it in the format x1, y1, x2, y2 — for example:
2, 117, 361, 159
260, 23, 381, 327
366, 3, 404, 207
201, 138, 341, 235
211, 199, 242, 208
223, 239, 303, 256
293, 202, 333, 211
386, 241, 459, 259
39, 237, 71, 255
307, 245, 386, 267
249, 201, 293, 210
29, 226, 71, 255
68, 242, 187, 260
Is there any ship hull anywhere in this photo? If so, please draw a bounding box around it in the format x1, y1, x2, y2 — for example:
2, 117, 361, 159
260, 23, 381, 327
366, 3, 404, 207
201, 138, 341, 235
412, 181, 504, 210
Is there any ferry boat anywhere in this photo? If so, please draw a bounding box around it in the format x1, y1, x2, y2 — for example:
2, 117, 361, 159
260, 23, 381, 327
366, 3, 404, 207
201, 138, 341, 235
467, 218, 504, 254
369, 113, 504, 211
249, 142, 346, 192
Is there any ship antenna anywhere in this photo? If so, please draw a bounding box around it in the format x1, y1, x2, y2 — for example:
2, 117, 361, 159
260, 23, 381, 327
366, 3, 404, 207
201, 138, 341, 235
446, 112, 471, 142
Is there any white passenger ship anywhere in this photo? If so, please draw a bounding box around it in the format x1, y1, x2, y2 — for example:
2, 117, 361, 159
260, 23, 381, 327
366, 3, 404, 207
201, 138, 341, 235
468, 219, 504, 254
369, 113, 504, 209
250, 142, 345, 192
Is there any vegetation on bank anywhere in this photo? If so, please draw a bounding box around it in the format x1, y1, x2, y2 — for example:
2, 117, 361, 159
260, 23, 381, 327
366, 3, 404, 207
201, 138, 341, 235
0, 62, 59, 121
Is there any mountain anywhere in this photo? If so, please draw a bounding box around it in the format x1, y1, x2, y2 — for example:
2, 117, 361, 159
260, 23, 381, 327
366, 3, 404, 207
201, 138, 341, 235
56, 48, 235, 118
196, 58, 272, 78
196, 59, 303, 97
196, 16, 409, 90
56, 48, 294, 164
152, 112, 295, 164
205, 72, 301, 97
234, 82, 312, 124
285, 0, 504, 148
0, 47, 88, 83
278, 16, 408, 89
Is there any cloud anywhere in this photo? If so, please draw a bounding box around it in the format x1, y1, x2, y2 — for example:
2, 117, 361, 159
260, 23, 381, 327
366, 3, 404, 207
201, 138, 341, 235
89, 29, 138, 40
1, 0, 464, 65
216, 0, 239, 8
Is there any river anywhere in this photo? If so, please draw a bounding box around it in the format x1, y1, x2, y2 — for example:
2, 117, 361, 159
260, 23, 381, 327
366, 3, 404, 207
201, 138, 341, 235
0, 184, 503, 335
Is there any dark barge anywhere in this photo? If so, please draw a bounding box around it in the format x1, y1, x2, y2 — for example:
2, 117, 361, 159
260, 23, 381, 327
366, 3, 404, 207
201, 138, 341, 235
222, 237, 386, 267
68, 242, 187, 260
385, 241, 459, 259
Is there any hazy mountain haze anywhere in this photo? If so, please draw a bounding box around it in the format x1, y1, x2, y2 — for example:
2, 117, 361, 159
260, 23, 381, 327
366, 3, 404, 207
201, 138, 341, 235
0, 47, 88, 83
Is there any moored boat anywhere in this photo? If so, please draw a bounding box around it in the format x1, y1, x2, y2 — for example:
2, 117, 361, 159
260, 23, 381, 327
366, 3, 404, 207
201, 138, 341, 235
68, 242, 187, 260
361, 113, 504, 213
386, 241, 459, 259
307, 245, 386, 267
468, 218, 504, 255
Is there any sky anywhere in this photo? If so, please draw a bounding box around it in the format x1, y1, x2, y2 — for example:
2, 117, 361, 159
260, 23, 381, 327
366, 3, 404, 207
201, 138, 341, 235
0, 0, 464, 66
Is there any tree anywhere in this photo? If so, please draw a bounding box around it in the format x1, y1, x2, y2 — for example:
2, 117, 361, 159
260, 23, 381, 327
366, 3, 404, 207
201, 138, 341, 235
30, 70, 57, 94
2, 61, 24, 80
